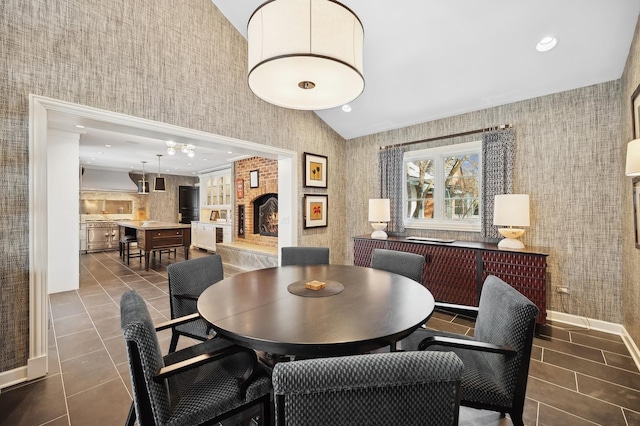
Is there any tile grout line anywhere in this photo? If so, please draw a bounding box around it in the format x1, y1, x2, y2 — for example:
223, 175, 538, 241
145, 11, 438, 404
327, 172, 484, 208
48, 295, 72, 426
531, 374, 640, 414
535, 402, 601, 426
72, 263, 135, 405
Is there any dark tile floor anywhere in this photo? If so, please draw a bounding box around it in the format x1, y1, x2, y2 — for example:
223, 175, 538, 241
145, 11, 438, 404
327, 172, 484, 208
0, 249, 639, 425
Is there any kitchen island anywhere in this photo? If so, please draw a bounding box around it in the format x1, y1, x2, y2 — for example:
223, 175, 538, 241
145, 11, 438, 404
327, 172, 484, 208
117, 221, 191, 270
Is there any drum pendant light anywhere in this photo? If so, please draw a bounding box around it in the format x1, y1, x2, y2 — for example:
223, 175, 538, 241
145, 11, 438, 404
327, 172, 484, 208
248, 0, 364, 110
154, 154, 166, 192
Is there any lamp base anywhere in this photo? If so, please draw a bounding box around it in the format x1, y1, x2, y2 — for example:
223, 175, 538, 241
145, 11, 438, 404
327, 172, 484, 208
497, 238, 525, 249
497, 227, 525, 249
370, 222, 388, 239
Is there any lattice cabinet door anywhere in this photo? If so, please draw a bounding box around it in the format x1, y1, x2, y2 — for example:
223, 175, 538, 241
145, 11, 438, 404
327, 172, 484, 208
353, 238, 387, 267
481, 251, 547, 324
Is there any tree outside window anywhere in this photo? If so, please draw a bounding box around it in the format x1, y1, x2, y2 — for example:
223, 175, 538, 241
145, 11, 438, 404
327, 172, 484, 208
404, 141, 481, 232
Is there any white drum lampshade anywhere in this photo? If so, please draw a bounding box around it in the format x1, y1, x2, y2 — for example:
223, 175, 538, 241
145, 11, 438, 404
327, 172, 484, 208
247, 0, 364, 110
493, 194, 530, 249
626, 138, 640, 176
368, 198, 390, 239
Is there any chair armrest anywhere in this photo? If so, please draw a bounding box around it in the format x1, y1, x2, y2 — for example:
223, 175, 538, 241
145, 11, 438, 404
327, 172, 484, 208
434, 302, 480, 318
418, 335, 517, 356
174, 293, 199, 301
154, 313, 200, 332
154, 343, 260, 398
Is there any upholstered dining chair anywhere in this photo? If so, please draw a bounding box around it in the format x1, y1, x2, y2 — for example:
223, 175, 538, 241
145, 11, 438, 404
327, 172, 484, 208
370, 248, 425, 283
281, 246, 330, 266
167, 255, 224, 353
121, 290, 272, 426
399, 275, 539, 426
272, 351, 463, 426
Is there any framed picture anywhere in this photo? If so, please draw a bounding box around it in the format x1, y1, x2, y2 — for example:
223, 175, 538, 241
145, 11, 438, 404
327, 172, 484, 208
304, 194, 328, 228
236, 178, 244, 199
250, 170, 259, 188
303, 152, 327, 188
209, 210, 219, 221
632, 83, 640, 139
634, 177, 640, 249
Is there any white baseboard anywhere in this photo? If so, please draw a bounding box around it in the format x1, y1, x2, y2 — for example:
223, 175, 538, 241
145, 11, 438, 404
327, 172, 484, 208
0, 366, 28, 393
547, 310, 640, 370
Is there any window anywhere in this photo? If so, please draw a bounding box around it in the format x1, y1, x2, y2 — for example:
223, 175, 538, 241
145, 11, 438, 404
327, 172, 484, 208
404, 141, 481, 231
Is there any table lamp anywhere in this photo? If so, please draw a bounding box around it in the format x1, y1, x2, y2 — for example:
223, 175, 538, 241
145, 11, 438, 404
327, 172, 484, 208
626, 138, 640, 176
493, 194, 530, 249
368, 198, 390, 239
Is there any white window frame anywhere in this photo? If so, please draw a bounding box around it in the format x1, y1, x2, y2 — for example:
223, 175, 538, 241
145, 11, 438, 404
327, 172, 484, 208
403, 140, 482, 232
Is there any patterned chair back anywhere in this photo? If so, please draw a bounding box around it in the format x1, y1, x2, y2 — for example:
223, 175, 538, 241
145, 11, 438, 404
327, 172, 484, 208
281, 247, 330, 266
273, 351, 463, 426
121, 290, 171, 425
167, 255, 224, 319
474, 275, 539, 406
370, 248, 425, 283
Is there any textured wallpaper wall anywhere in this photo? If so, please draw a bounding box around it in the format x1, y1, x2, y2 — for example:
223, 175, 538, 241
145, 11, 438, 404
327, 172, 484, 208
621, 16, 640, 346
346, 81, 623, 324
1, 0, 346, 372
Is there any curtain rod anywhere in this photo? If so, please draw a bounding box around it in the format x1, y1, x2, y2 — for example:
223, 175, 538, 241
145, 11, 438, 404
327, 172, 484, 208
379, 124, 511, 150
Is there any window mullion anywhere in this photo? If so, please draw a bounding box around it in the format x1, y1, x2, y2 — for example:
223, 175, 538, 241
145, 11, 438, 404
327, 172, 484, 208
434, 155, 444, 221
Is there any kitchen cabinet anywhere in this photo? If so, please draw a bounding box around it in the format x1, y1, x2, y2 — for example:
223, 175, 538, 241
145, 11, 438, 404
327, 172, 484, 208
191, 222, 231, 252
200, 169, 232, 209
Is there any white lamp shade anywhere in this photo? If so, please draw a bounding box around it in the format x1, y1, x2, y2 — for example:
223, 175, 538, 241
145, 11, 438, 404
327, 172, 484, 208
248, 0, 364, 110
626, 139, 640, 176
369, 199, 390, 222
493, 194, 530, 227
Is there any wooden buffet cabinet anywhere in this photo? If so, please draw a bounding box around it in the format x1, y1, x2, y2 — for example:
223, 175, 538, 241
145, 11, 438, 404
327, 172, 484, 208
353, 236, 548, 325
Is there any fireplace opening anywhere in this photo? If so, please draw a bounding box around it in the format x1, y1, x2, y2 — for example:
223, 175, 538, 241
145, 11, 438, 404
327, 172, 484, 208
253, 193, 278, 237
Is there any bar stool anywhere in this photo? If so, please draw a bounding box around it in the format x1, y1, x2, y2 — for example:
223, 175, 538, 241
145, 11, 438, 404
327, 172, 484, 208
120, 235, 142, 265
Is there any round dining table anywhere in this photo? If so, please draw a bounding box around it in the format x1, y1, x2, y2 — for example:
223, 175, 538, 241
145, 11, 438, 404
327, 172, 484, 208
197, 264, 435, 358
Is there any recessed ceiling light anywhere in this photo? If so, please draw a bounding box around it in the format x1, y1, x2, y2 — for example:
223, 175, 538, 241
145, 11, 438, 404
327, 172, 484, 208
75, 124, 85, 129
536, 36, 558, 52
342, 104, 352, 113
97, 151, 103, 155
227, 151, 233, 154
104, 144, 111, 148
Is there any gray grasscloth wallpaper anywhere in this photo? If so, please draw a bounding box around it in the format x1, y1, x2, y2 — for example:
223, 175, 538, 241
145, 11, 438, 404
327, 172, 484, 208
2, 0, 638, 374
1, 0, 346, 372
346, 81, 623, 326
621, 16, 640, 347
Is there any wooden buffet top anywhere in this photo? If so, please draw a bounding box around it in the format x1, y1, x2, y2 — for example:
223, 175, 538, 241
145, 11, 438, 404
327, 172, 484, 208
353, 235, 549, 257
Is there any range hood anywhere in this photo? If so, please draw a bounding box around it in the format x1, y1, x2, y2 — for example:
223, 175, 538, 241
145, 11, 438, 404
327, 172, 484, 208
80, 168, 139, 193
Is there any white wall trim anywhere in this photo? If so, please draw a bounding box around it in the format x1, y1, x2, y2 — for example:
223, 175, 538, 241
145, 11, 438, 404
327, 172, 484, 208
547, 310, 640, 370
0, 366, 29, 392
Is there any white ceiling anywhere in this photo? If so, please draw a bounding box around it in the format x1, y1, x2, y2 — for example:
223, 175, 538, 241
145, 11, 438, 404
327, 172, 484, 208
213, 0, 640, 139
72, 1, 640, 175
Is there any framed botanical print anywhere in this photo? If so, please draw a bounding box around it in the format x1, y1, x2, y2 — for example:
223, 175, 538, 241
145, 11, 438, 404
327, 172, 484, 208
304, 194, 328, 228
303, 152, 327, 188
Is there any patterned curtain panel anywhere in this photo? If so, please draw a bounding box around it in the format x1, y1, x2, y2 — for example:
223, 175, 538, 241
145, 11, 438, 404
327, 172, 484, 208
482, 128, 515, 239
378, 146, 405, 233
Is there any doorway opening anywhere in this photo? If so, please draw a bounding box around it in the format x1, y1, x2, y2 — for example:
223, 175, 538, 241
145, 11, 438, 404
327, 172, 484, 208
28, 95, 298, 382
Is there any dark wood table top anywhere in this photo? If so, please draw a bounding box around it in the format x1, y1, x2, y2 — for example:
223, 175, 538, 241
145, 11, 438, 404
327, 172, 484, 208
197, 264, 435, 357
